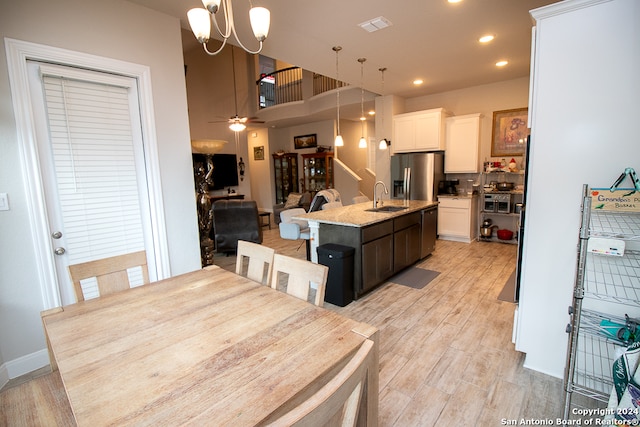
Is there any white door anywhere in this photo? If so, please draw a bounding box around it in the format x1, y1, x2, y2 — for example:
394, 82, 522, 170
27, 61, 158, 303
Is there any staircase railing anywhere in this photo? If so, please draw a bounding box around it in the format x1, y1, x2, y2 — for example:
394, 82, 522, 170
257, 67, 347, 109
257, 67, 302, 108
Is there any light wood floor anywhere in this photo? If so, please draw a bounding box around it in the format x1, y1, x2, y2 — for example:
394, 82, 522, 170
3, 224, 595, 425
215, 227, 576, 426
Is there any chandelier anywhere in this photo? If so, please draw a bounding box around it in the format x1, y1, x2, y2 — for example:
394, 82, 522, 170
188, 0, 271, 56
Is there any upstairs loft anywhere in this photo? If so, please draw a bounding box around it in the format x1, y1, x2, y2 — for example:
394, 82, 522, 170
254, 64, 378, 129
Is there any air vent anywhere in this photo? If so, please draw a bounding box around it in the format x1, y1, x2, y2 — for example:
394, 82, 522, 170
358, 16, 392, 33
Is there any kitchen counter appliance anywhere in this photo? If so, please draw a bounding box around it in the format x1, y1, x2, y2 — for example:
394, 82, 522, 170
438, 179, 459, 195
483, 193, 511, 213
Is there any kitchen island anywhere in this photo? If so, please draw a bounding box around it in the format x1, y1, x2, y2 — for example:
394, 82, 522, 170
294, 200, 438, 298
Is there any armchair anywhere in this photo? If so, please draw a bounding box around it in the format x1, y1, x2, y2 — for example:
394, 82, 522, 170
279, 208, 311, 260
273, 192, 311, 225
212, 200, 262, 253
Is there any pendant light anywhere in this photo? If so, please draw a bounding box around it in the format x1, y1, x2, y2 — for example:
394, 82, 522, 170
358, 58, 367, 149
378, 67, 391, 150
333, 46, 344, 147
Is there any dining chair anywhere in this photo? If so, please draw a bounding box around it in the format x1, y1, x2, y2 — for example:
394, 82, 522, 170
235, 240, 275, 285
270, 254, 328, 306
41, 307, 63, 372
0, 371, 75, 426
265, 339, 375, 427
68, 250, 149, 302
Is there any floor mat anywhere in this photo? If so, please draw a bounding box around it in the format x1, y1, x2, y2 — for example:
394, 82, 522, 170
390, 267, 440, 290
498, 269, 517, 302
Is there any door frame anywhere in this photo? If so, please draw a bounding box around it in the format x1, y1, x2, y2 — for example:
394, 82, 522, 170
5, 38, 171, 308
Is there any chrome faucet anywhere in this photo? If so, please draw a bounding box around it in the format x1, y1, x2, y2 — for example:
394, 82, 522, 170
373, 181, 389, 209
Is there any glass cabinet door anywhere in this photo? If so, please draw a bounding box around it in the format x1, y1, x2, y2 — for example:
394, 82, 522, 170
303, 153, 334, 195
273, 153, 298, 204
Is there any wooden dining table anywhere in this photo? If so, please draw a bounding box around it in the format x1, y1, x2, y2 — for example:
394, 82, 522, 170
43, 266, 378, 426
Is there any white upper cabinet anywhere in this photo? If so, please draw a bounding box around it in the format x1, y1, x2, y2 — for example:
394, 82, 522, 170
393, 108, 451, 153
444, 113, 482, 173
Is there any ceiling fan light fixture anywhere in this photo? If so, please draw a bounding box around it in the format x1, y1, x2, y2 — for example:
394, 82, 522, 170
229, 121, 246, 132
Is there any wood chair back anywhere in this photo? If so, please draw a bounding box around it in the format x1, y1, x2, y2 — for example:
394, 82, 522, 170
270, 254, 328, 306
265, 339, 375, 427
68, 250, 149, 302
235, 240, 275, 285
0, 371, 75, 426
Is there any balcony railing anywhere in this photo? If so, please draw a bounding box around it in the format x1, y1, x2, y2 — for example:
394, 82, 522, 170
257, 67, 347, 109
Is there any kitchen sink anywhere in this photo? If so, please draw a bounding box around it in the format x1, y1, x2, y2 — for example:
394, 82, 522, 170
365, 205, 408, 213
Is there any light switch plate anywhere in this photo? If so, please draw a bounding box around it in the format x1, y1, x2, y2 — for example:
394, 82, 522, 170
0, 193, 8, 211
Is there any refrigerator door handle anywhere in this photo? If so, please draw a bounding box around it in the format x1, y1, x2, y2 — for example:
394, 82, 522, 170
403, 168, 411, 202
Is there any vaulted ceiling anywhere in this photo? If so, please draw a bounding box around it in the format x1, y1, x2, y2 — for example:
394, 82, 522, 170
128, 0, 557, 99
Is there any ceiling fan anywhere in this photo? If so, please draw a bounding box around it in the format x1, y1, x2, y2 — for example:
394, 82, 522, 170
209, 46, 264, 131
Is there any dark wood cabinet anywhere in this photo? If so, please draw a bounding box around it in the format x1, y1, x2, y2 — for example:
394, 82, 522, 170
393, 212, 421, 271
272, 153, 299, 204
319, 209, 432, 298
362, 234, 394, 292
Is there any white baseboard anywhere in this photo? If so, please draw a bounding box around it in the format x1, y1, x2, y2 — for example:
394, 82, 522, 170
0, 364, 9, 390
0, 348, 50, 387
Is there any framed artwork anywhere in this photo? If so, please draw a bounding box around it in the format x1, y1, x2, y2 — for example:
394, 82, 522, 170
491, 108, 529, 157
294, 134, 317, 149
253, 146, 264, 160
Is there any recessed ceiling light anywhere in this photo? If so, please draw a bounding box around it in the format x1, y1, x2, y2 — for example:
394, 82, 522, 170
413, 79, 424, 85
479, 34, 495, 43
496, 60, 509, 67
448, 0, 463, 3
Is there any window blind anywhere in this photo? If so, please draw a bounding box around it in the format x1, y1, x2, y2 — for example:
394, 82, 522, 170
42, 73, 146, 299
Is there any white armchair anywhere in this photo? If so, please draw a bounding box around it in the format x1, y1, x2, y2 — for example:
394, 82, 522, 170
279, 208, 311, 259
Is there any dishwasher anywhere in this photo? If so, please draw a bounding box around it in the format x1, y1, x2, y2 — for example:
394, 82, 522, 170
421, 205, 438, 258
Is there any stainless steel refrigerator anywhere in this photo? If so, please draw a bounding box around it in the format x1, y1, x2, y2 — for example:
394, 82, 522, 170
390, 151, 445, 202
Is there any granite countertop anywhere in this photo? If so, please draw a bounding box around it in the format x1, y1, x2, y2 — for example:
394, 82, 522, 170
293, 199, 438, 228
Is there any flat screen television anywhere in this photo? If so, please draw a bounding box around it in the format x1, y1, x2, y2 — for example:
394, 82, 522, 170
193, 153, 239, 190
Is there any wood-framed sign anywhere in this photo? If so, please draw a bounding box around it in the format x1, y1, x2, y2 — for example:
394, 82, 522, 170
253, 146, 264, 160
491, 108, 529, 157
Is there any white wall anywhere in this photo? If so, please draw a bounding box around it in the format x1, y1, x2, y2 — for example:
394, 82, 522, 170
517, 0, 640, 378
0, 0, 200, 380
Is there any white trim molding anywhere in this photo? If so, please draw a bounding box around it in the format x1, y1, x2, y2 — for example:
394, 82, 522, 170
4, 37, 170, 309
